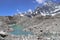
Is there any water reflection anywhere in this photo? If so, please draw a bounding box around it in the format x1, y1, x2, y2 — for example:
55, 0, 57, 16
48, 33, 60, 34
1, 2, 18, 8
9, 24, 33, 36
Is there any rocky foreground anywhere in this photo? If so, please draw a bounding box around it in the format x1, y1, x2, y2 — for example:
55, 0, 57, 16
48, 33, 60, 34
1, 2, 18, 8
0, 13, 60, 40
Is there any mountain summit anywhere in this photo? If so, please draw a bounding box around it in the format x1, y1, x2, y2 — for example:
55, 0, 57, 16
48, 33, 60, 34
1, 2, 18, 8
15, 1, 60, 17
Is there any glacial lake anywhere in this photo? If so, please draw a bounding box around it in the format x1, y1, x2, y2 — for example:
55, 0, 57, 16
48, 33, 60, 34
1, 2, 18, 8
10, 24, 33, 36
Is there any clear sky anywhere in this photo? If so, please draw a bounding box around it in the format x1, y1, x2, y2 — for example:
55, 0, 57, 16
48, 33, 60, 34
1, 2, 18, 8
0, 0, 60, 16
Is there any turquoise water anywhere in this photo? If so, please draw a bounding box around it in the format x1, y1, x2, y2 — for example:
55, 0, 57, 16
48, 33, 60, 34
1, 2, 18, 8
10, 24, 33, 35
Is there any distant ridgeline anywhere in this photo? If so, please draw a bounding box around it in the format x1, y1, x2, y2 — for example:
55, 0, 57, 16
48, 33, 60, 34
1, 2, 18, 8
12, 1, 60, 18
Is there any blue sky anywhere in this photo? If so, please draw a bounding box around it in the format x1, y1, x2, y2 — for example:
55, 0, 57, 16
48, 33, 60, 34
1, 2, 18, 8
0, 0, 60, 16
